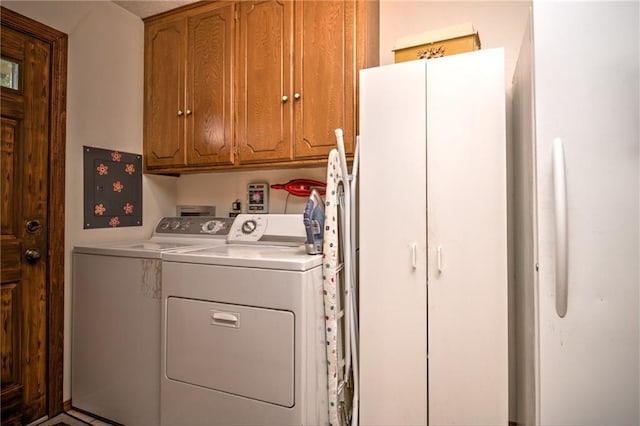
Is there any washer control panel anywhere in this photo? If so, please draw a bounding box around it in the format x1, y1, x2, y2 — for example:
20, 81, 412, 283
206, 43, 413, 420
154, 217, 234, 236
227, 214, 307, 246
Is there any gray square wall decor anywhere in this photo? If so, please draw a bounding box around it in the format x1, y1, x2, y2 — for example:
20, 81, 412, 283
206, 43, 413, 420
83, 146, 142, 229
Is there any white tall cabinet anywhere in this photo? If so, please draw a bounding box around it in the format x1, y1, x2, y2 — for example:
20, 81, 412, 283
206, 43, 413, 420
359, 49, 508, 425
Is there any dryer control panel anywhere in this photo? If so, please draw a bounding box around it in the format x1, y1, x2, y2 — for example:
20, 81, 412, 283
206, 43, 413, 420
228, 214, 306, 246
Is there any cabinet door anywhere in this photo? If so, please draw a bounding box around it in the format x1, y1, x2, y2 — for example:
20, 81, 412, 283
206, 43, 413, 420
359, 60, 428, 425
293, 0, 355, 159
236, 0, 293, 164
426, 49, 507, 425
144, 18, 186, 169
186, 3, 235, 166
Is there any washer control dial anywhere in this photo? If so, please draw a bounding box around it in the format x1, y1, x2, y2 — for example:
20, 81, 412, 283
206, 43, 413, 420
241, 219, 257, 235
228, 214, 268, 243
202, 220, 225, 234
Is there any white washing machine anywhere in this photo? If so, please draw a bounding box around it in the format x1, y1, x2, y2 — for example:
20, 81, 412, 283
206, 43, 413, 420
72, 216, 234, 426
160, 214, 328, 426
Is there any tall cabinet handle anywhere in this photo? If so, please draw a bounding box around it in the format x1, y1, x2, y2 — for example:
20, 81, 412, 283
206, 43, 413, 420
552, 137, 568, 318
411, 243, 417, 270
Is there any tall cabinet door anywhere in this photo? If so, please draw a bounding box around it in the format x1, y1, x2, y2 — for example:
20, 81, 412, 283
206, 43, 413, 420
292, 0, 355, 159
236, 0, 293, 164
532, 3, 639, 425
186, 3, 235, 166
144, 17, 186, 168
426, 49, 508, 425
359, 60, 428, 425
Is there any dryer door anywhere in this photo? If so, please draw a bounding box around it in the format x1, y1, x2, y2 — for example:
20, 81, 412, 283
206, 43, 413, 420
165, 297, 295, 407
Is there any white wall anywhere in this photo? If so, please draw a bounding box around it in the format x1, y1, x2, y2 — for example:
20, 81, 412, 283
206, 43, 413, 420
2, 0, 177, 402
177, 167, 327, 216
380, 0, 531, 87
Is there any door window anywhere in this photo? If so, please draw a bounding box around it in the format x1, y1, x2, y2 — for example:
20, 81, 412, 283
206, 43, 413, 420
0, 58, 19, 90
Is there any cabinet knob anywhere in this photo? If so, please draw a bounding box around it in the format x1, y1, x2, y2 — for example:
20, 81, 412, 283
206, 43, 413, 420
294, 93, 301, 100
281, 95, 288, 103
186, 109, 192, 116
177, 110, 184, 116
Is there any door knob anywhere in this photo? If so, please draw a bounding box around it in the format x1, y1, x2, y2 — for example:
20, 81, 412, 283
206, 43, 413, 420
177, 110, 184, 116
281, 95, 288, 103
25, 248, 41, 264
26, 219, 42, 233
294, 93, 301, 100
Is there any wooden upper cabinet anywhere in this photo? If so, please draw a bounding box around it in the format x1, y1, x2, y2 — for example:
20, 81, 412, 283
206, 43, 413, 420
236, 0, 378, 166
144, 17, 185, 169
143, 0, 378, 173
236, 0, 294, 164
144, 2, 235, 172
293, 0, 355, 159
186, 4, 235, 166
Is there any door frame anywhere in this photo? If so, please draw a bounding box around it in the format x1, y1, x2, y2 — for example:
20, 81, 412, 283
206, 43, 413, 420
0, 6, 67, 417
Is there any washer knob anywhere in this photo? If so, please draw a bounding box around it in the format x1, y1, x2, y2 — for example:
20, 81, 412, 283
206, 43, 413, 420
241, 219, 257, 235
202, 220, 222, 234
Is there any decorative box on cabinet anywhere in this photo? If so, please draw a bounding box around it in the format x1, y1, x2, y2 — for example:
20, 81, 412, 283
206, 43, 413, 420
143, 1, 235, 172
393, 23, 481, 62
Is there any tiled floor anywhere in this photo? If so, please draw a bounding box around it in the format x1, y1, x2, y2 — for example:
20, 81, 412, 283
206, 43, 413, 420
34, 410, 116, 426
67, 410, 116, 426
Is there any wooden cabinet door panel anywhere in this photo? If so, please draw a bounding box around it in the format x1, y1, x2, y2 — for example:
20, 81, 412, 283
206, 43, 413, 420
237, 0, 293, 164
186, 3, 235, 166
294, 0, 355, 159
144, 19, 186, 168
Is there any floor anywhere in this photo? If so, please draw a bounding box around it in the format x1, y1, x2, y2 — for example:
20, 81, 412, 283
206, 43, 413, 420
34, 410, 116, 426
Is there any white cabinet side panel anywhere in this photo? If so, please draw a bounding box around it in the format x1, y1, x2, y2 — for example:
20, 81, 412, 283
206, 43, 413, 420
359, 60, 428, 425
72, 254, 161, 426
532, 3, 640, 425
426, 48, 508, 425
512, 11, 539, 426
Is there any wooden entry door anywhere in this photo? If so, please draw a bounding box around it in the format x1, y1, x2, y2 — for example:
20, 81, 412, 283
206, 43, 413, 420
0, 7, 67, 425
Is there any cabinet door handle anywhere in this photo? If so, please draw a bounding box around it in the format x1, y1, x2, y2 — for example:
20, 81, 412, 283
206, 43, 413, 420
282, 95, 289, 103
553, 137, 568, 318
294, 92, 301, 100
186, 109, 192, 116
411, 243, 417, 270
177, 110, 184, 116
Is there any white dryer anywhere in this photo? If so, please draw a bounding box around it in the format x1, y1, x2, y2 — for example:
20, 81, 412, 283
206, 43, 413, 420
160, 214, 328, 426
72, 216, 234, 426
